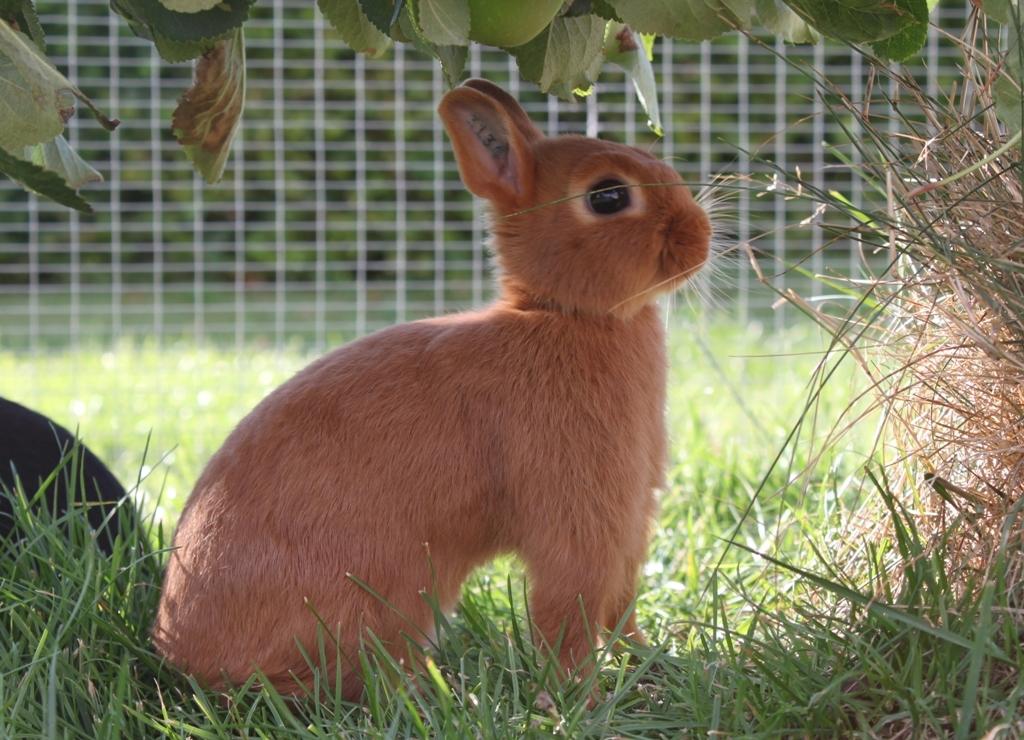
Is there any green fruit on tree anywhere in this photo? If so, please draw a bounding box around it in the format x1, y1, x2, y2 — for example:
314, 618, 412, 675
467, 0, 564, 47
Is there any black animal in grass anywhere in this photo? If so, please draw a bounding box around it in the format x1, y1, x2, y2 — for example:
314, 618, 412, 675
0, 396, 134, 555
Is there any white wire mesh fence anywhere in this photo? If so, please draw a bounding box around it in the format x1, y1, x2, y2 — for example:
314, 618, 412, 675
0, 2, 970, 351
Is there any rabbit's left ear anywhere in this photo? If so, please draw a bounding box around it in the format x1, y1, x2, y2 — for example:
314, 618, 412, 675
460, 78, 543, 145
438, 85, 536, 209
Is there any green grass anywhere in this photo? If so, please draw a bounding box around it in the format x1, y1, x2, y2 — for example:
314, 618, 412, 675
1, 319, 1021, 736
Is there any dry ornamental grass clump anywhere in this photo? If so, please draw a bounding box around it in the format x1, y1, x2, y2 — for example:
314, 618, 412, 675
881, 124, 1024, 590
781, 14, 1024, 611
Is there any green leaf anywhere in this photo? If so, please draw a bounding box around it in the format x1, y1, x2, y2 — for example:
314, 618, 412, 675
720, 0, 756, 25
564, 0, 597, 16
157, 0, 221, 11
590, 0, 623, 21
870, 21, 925, 61
0, 1, 45, 51
0, 146, 92, 212
320, 0, 393, 57
397, 3, 465, 85
109, 0, 155, 41
358, 0, 400, 34
980, 0, 1019, 24
0, 21, 67, 148
869, 0, 928, 61
0, 16, 107, 209
607, 0, 734, 42
780, 0, 919, 44
110, 1, 216, 62
151, 32, 211, 63
110, 0, 254, 61
394, 2, 419, 41
512, 14, 606, 99
389, 2, 417, 40
434, 43, 468, 87
604, 22, 662, 135
171, 27, 245, 184
0, 20, 117, 150
23, 135, 102, 189
564, 0, 629, 22
755, 0, 818, 43
416, 0, 469, 46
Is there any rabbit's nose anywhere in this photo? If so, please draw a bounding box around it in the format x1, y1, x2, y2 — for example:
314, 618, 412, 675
671, 209, 711, 251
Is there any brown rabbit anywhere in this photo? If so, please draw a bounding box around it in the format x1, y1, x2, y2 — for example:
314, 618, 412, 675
153, 78, 711, 700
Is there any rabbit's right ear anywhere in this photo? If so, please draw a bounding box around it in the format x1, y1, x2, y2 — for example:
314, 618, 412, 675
438, 85, 536, 208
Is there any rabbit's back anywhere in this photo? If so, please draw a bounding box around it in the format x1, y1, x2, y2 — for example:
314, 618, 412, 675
156, 312, 504, 689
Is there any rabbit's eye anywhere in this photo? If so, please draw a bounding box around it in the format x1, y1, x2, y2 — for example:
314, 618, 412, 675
587, 179, 631, 215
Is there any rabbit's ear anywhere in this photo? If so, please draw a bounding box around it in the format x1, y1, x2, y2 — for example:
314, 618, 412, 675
438, 86, 535, 208
460, 78, 542, 145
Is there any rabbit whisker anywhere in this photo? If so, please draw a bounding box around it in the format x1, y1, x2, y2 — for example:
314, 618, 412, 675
608, 259, 708, 315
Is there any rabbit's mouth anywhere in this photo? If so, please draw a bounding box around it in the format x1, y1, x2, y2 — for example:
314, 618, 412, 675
657, 209, 712, 290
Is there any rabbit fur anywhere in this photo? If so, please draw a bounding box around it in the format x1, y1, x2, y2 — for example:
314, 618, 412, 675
153, 78, 712, 700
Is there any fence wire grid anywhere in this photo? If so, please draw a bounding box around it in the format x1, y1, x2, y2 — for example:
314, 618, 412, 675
0, 2, 971, 351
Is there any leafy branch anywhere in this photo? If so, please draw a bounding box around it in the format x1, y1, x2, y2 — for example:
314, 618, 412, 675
0, 0, 1020, 211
